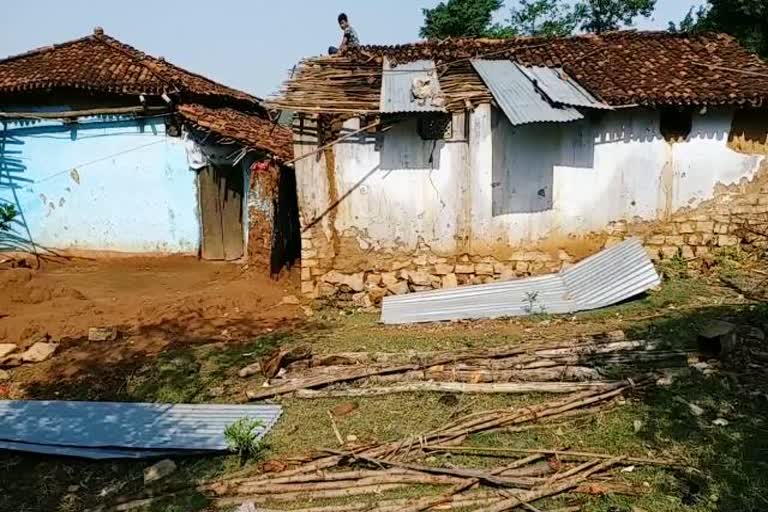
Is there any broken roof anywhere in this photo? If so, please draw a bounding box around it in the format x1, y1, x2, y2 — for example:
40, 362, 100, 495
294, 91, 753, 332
0, 28, 293, 162
272, 31, 768, 114
178, 104, 293, 162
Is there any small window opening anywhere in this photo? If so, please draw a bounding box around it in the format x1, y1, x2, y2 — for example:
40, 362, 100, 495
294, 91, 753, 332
660, 108, 692, 142
418, 113, 452, 140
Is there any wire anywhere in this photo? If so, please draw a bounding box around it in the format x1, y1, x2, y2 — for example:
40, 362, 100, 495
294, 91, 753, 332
33, 140, 167, 185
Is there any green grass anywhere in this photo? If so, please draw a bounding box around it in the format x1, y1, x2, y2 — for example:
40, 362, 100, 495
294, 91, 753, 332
2, 272, 767, 511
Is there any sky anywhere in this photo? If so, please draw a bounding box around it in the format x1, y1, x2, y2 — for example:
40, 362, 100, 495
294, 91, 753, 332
0, 0, 705, 99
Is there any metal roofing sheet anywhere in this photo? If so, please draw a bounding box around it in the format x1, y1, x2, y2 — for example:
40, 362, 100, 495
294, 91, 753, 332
521, 66, 612, 110
470, 60, 583, 125
380, 58, 446, 113
380, 239, 660, 324
0, 401, 282, 459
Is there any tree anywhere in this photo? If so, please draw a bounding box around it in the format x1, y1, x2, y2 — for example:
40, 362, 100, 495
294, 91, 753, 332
0, 204, 15, 232
573, 0, 657, 34
508, 0, 578, 37
696, 0, 768, 58
668, 6, 706, 33
420, 0, 508, 39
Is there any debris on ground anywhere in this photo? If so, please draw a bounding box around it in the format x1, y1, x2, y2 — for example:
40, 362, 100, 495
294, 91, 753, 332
108, 381, 673, 511
280, 295, 301, 306
0, 344, 17, 359
239, 362, 262, 378
88, 327, 118, 342
698, 319, 737, 357
143, 459, 177, 484
20, 342, 58, 363
0, 369, 9, 382
260, 344, 313, 379
247, 335, 701, 400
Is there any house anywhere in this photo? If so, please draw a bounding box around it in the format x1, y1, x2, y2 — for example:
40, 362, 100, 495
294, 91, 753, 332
272, 31, 768, 306
0, 28, 299, 273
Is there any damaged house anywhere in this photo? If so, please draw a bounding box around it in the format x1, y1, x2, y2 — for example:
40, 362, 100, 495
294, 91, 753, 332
0, 28, 298, 272
272, 31, 768, 305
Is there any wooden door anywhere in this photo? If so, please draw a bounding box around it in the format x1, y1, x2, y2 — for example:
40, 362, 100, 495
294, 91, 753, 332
198, 164, 244, 261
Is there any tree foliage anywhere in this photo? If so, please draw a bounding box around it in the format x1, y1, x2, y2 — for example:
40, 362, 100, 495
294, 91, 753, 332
508, 0, 578, 37
0, 204, 16, 232
420, 0, 508, 39
573, 0, 657, 34
687, 0, 768, 58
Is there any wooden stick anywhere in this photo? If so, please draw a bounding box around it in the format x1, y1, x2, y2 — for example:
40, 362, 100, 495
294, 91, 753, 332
295, 381, 622, 398
0, 105, 169, 120
282, 120, 381, 166
484, 458, 621, 512
425, 446, 677, 466
328, 410, 344, 446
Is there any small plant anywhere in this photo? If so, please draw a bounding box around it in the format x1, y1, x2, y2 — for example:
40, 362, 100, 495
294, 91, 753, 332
224, 418, 265, 465
658, 254, 689, 281
522, 291, 546, 315
0, 203, 16, 232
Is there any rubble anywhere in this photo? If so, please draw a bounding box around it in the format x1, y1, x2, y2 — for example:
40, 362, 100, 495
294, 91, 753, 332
0, 344, 17, 359
88, 327, 118, 342
143, 459, 177, 484
21, 342, 58, 363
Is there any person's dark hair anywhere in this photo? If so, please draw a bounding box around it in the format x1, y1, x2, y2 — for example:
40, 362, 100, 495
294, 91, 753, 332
338, 13, 348, 24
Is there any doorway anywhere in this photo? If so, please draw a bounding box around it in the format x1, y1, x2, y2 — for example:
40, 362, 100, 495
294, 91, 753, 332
198, 164, 244, 261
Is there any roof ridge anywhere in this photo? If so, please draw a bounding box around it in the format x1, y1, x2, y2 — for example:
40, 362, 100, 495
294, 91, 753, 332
93, 33, 181, 92
0, 35, 94, 65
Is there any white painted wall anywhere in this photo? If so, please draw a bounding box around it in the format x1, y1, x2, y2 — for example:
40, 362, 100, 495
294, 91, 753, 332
294, 105, 764, 256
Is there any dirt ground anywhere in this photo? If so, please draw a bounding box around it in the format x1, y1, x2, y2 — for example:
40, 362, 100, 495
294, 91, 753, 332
0, 256, 302, 387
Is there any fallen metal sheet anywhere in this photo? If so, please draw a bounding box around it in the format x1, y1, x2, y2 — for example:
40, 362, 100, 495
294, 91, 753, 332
380, 58, 446, 113
381, 239, 660, 325
520, 66, 612, 110
0, 401, 282, 459
0, 440, 192, 460
471, 60, 583, 125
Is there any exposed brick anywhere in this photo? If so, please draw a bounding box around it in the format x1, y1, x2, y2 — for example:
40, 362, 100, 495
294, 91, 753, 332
475, 263, 494, 275
717, 235, 740, 246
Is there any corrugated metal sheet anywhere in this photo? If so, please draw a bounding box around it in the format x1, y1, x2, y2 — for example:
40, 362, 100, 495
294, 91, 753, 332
471, 60, 583, 125
0, 401, 282, 459
521, 66, 612, 110
380, 58, 446, 113
381, 239, 660, 324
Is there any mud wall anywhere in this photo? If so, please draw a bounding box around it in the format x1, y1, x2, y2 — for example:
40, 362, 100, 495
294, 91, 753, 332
294, 106, 766, 306
0, 115, 198, 254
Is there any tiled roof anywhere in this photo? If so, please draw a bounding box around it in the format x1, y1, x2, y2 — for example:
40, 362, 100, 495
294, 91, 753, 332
177, 104, 293, 162
0, 29, 259, 106
275, 31, 768, 113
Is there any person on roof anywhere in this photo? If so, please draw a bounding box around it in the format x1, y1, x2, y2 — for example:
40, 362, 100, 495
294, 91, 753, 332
329, 13, 359, 55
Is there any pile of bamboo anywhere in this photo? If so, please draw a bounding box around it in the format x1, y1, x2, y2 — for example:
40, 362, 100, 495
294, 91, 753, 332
245, 334, 698, 401
102, 382, 673, 512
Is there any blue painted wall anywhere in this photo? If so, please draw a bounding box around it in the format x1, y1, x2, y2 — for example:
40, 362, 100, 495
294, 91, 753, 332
0, 115, 200, 254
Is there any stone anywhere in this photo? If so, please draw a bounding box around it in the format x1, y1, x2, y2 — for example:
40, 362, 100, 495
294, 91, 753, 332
475, 263, 494, 275
441, 273, 459, 289
381, 272, 398, 287
717, 235, 739, 247
21, 342, 58, 363
411, 285, 432, 292
645, 246, 661, 261
696, 221, 715, 233
67, 485, 80, 493
455, 264, 475, 274
695, 246, 711, 257
318, 283, 337, 297
302, 249, 318, 259
280, 295, 301, 306
388, 281, 410, 295
300, 267, 311, 281
714, 224, 729, 235
660, 246, 679, 259
633, 420, 644, 433
681, 245, 696, 260
301, 281, 316, 296
391, 260, 411, 271
434, 263, 454, 275
515, 261, 529, 273
677, 223, 695, 234
238, 362, 261, 378
331, 402, 359, 417
665, 235, 685, 246
323, 271, 364, 292
368, 287, 388, 304
413, 255, 428, 266
647, 234, 666, 245
0, 369, 9, 382
0, 344, 17, 359
712, 418, 729, 427
352, 292, 373, 309
303, 259, 319, 268
499, 269, 516, 281
302, 239, 313, 250
688, 403, 705, 417
366, 274, 382, 286
301, 306, 315, 318
407, 271, 432, 286
143, 459, 177, 484
557, 250, 572, 262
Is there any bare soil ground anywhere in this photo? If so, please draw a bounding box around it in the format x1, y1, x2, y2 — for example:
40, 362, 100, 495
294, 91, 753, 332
0, 257, 302, 391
